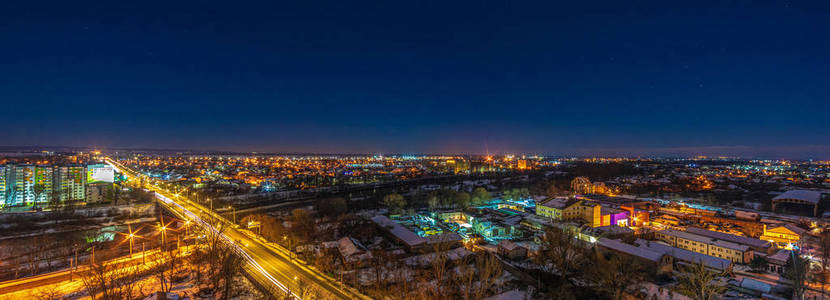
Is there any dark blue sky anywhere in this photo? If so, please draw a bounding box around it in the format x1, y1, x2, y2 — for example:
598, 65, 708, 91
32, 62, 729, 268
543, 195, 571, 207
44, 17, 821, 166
2, 1, 829, 158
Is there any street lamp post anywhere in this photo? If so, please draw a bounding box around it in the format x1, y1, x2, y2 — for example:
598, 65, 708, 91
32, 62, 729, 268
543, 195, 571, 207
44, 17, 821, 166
160, 224, 167, 244
284, 235, 292, 261
70, 244, 78, 281
229, 206, 236, 224
128, 233, 135, 257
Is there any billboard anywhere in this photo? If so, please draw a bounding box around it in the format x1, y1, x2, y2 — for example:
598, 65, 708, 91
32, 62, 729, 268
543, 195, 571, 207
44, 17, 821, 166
87, 164, 114, 183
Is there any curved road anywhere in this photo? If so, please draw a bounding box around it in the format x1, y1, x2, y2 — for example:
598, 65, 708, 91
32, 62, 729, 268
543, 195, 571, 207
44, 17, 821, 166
106, 158, 367, 300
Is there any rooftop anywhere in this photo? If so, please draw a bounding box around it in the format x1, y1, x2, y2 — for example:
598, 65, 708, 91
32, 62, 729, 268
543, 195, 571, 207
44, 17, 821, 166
540, 197, 579, 209
598, 238, 665, 262
635, 239, 732, 271
685, 227, 770, 249
371, 215, 426, 247
658, 229, 749, 252
773, 190, 822, 204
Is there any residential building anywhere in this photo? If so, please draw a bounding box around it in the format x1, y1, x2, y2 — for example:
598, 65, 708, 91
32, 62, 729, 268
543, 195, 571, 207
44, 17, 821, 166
0, 165, 6, 207
33, 165, 53, 203
11, 165, 35, 206
656, 229, 753, 264
685, 227, 771, 253
635, 239, 733, 273
55, 165, 86, 203
86, 183, 109, 203
536, 197, 578, 220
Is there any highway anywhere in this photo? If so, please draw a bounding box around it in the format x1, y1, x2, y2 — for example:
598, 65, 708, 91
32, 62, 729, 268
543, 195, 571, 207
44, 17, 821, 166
105, 158, 366, 300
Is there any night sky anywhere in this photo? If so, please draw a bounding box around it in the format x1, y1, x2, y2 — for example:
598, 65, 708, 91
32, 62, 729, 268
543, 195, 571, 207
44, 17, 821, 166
2, 1, 829, 158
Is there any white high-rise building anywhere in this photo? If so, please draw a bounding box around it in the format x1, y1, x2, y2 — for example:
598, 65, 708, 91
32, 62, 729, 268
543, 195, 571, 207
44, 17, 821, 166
11, 165, 35, 206
0, 165, 7, 207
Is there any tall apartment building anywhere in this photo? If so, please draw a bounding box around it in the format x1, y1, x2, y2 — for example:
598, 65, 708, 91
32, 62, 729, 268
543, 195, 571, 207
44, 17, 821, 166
54, 165, 86, 202
34, 165, 54, 203
11, 165, 35, 206
0, 165, 7, 207
0, 162, 118, 208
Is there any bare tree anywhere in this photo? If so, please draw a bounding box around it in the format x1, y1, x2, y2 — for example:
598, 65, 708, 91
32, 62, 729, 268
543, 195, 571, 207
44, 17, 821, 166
536, 227, 588, 280
149, 249, 173, 294
218, 249, 243, 300
24, 235, 49, 275
818, 231, 830, 297
34, 285, 63, 300
587, 250, 645, 300
81, 259, 144, 300
425, 236, 457, 298
673, 262, 727, 300
368, 249, 392, 298
454, 254, 477, 300
33, 183, 46, 210
190, 225, 244, 299
473, 252, 503, 300
784, 252, 810, 300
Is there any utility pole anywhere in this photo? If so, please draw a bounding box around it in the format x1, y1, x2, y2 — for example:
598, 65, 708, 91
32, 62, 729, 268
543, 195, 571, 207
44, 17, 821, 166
70, 246, 78, 281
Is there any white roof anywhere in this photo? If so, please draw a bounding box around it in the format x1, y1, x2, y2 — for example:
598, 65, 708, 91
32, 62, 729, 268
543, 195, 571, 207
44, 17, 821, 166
371, 215, 426, 247
773, 190, 822, 204
337, 237, 361, 257
740, 278, 772, 294
485, 290, 527, 300
658, 229, 749, 252
685, 227, 770, 249
541, 197, 571, 209
767, 249, 791, 264
598, 238, 665, 262
636, 239, 732, 271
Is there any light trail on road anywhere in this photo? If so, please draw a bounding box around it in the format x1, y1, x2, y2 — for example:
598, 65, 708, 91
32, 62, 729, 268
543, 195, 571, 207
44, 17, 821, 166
105, 158, 365, 300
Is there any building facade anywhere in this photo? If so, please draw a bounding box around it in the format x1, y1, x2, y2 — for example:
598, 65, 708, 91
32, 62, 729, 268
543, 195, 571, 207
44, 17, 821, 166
0, 165, 6, 207
11, 165, 35, 206
656, 229, 753, 264
55, 165, 86, 203
34, 166, 54, 203
760, 224, 805, 248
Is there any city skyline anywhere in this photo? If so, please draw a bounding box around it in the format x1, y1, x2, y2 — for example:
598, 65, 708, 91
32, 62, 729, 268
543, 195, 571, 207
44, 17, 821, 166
2, 1, 829, 157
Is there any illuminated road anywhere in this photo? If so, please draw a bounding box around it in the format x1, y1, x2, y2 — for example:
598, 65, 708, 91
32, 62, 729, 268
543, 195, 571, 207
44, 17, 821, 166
105, 158, 366, 300
0, 248, 163, 296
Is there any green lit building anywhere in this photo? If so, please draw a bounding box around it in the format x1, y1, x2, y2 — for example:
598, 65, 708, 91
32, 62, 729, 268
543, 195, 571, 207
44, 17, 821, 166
34, 165, 54, 203
0, 165, 7, 207
55, 165, 86, 203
